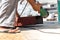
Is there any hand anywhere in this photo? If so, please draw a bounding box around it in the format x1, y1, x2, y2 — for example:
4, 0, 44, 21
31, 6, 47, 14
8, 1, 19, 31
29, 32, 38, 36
27, 0, 42, 13
27, 0, 36, 3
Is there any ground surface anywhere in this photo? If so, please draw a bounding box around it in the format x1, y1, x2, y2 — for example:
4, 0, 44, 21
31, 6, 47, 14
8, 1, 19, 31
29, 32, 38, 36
0, 22, 60, 40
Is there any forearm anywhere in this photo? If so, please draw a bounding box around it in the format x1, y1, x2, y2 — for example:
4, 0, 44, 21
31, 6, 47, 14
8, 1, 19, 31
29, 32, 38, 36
27, 0, 41, 13
27, 0, 36, 6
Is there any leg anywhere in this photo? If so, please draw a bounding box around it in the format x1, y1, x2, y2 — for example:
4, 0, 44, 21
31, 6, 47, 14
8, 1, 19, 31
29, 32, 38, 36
0, 0, 17, 27
0, 0, 20, 33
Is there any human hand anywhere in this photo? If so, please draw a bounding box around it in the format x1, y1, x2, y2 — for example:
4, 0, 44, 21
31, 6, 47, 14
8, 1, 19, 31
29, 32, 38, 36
27, 0, 42, 13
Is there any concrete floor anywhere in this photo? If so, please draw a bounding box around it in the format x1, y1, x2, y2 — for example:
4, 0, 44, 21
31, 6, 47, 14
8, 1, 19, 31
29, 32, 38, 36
21, 24, 60, 40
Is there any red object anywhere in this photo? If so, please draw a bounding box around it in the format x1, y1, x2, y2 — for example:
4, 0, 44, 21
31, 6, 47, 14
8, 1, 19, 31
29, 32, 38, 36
14, 16, 36, 26
14, 13, 43, 27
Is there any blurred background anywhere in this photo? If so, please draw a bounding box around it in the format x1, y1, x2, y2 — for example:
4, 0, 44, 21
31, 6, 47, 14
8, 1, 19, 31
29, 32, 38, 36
18, 0, 58, 22
37, 0, 58, 22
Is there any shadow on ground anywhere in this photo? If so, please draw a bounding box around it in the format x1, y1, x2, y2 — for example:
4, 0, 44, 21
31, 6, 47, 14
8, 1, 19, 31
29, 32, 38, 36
19, 23, 60, 34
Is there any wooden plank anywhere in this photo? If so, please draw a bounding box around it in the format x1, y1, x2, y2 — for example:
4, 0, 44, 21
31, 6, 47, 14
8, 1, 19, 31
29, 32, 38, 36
0, 33, 27, 40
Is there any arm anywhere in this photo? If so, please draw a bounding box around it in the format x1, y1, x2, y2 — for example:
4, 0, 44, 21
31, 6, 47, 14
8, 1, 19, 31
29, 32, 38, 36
27, 0, 42, 13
